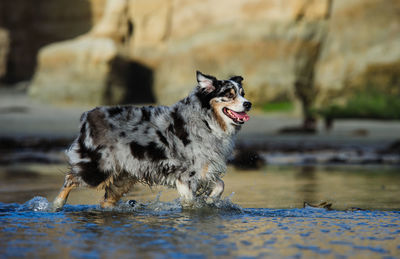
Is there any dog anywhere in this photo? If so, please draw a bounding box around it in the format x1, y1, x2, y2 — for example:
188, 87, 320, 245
53, 71, 251, 210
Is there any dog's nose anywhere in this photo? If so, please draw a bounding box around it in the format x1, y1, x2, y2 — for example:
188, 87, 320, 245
243, 101, 252, 110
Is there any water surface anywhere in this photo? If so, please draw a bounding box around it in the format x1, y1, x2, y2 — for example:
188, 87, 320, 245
1, 165, 400, 258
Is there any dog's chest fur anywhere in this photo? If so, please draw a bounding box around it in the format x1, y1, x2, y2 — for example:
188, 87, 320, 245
66, 94, 236, 188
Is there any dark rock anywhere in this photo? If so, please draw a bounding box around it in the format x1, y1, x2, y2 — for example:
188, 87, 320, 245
383, 140, 400, 154
278, 126, 317, 135
230, 149, 265, 170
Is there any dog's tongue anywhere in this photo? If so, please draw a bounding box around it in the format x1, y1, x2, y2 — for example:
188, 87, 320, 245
232, 111, 250, 122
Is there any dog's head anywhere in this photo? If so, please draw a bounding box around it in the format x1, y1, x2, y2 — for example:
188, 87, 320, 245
195, 71, 252, 132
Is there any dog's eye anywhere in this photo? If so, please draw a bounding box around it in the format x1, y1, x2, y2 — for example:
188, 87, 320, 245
240, 89, 245, 97
225, 92, 234, 99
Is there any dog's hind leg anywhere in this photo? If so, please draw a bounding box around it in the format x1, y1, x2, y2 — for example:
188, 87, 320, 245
100, 176, 135, 209
101, 186, 123, 208
53, 173, 79, 211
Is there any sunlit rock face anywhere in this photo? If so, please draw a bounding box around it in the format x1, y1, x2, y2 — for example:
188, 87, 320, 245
315, 0, 400, 104
29, 37, 119, 105
29, 0, 131, 106
28, 0, 331, 106
28, 0, 400, 108
132, 0, 332, 106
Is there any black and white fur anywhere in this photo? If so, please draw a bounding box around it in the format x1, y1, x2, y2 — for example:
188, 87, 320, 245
53, 71, 252, 210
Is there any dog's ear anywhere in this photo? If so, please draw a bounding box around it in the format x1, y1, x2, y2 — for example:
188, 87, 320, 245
197, 71, 217, 92
230, 76, 243, 84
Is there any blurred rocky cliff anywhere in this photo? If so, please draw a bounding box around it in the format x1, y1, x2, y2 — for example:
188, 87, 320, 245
0, 0, 106, 83
1, 0, 399, 112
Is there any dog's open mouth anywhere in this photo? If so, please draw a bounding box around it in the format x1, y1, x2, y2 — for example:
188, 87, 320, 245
223, 107, 250, 124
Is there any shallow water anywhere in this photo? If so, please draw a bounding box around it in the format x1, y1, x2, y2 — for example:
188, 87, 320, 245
1, 165, 400, 258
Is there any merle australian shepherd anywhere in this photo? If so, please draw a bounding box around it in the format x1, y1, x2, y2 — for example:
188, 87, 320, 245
53, 71, 252, 210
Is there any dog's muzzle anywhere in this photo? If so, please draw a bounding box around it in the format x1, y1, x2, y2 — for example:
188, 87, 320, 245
243, 101, 252, 111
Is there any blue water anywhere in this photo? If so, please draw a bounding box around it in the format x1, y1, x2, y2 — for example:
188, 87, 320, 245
1, 196, 399, 259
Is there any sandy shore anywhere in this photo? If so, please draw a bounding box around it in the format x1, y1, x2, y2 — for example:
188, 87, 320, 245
1, 88, 400, 150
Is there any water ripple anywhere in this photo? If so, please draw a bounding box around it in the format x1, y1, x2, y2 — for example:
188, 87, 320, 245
1, 197, 400, 258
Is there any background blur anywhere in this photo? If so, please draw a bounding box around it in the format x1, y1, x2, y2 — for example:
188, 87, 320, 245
0, 0, 400, 155
1, 0, 400, 123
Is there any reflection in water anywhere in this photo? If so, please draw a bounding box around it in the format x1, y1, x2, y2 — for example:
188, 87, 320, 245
0, 165, 400, 258
295, 166, 317, 204
1, 165, 400, 210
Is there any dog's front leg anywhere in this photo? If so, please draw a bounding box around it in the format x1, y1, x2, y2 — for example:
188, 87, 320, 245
176, 179, 195, 206
206, 178, 225, 204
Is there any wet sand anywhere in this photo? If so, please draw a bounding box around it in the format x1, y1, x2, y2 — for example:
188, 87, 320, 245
1, 88, 400, 149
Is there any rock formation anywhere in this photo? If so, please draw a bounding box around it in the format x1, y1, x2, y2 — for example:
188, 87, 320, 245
26, 0, 400, 112
0, 0, 106, 83
315, 0, 400, 104
150, 0, 331, 107
29, 0, 138, 105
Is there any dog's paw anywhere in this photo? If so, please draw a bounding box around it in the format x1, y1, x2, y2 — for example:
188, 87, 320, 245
52, 199, 65, 212
205, 197, 216, 205
51, 205, 63, 212
180, 199, 195, 208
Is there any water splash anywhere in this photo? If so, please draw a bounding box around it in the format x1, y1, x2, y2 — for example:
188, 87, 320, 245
17, 196, 52, 212
2, 193, 242, 215
1, 195, 393, 220
204, 192, 243, 212
122, 192, 242, 215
